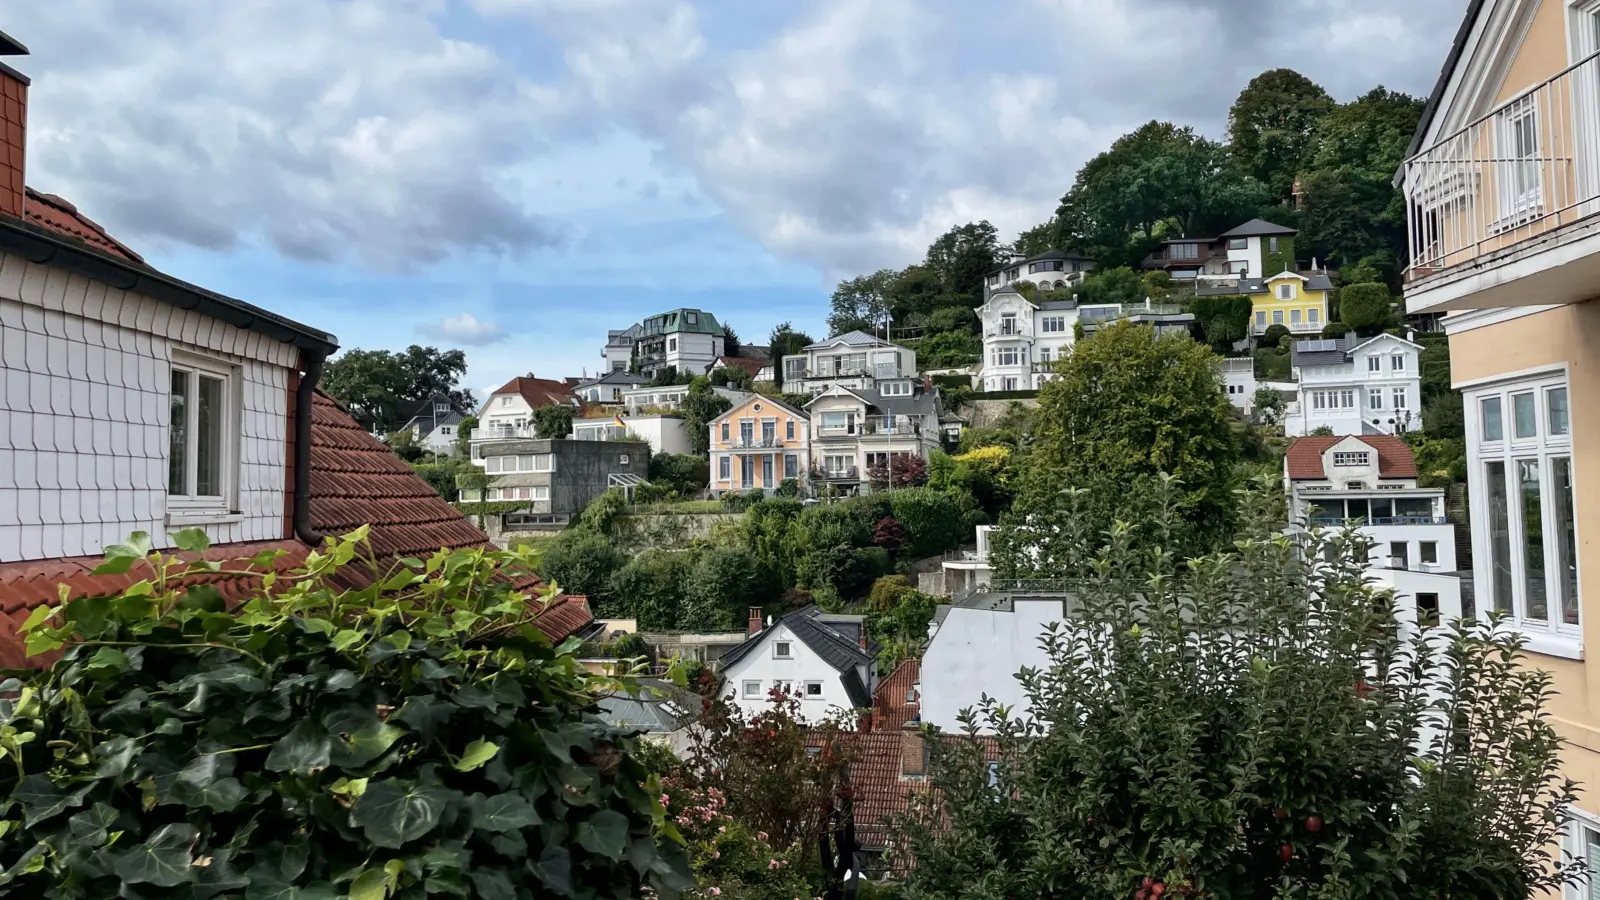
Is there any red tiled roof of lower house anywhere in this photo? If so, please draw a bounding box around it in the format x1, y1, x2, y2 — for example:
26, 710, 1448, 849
840, 729, 1003, 867
490, 376, 579, 410
23, 188, 145, 263
1284, 435, 1418, 481
715, 356, 764, 379
873, 659, 920, 730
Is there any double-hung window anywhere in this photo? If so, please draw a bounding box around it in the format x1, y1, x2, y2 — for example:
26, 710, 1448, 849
168, 354, 236, 515
1465, 370, 1579, 656
1495, 94, 1543, 222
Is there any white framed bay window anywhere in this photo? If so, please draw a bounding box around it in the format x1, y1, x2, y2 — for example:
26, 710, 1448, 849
167, 352, 240, 519
1465, 369, 1581, 658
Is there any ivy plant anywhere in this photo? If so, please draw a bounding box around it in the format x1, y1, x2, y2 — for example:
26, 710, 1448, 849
0, 528, 693, 899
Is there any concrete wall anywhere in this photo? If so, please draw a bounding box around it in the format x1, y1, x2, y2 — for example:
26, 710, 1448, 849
962, 398, 1040, 430
476, 437, 649, 517
919, 597, 1070, 732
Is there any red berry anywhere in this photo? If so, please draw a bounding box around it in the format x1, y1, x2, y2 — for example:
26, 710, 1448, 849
1273, 807, 1287, 820
1135, 892, 1147, 900
1142, 877, 1154, 889
1306, 814, 1323, 833
1152, 883, 1166, 897
1279, 844, 1293, 863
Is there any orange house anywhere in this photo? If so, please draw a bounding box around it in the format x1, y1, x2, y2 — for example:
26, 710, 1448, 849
708, 395, 811, 496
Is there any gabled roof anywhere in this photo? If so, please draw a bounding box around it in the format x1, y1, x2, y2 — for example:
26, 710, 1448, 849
714, 391, 808, 423
803, 383, 874, 408
804, 330, 899, 350
1347, 332, 1423, 355
1289, 333, 1359, 368
489, 376, 579, 409
1220, 218, 1298, 238
1194, 272, 1333, 297
575, 370, 649, 389
401, 408, 467, 437
714, 356, 765, 379
720, 606, 874, 707
1285, 435, 1419, 481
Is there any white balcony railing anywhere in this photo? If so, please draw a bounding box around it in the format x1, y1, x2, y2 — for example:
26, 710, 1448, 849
1405, 50, 1600, 277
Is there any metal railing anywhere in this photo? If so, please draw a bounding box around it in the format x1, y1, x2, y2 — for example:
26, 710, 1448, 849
731, 437, 786, 449
1405, 50, 1600, 277
1307, 516, 1449, 527
472, 424, 536, 442
815, 466, 859, 480
1078, 303, 1184, 324
861, 416, 920, 436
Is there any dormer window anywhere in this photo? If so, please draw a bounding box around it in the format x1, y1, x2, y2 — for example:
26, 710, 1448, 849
1332, 451, 1370, 467
435, 403, 450, 415
1277, 283, 1294, 300
168, 355, 237, 512
499, 396, 513, 407
686, 312, 698, 325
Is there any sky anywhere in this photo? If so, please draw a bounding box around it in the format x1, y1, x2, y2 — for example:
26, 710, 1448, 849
9, 0, 1466, 401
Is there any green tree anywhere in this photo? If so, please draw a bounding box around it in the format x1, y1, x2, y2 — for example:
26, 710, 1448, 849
1077, 266, 1146, 306
531, 403, 574, 439
453, 414, 477, 457
610, 550, 692, 628
708, 364, 755, 391
648, 453, 710, 497
1005, 322, 1239, 561
897, 487, 1577, 899
768, 322, 816, 387
887, 487, 964, 559
722, 323, 741, 356
680, 377, 733, 456
1193, 294, 1254, 352
924, 221, 1004, 304
540, 527, 627, 609
1252, 386, 1287, 425
321, 345, 473, 433
3, 532, 692, 899
1338, 281, 1395, 334
1011, 219, 1063, 258
1227, 68, 1335, 202
828, 270, 896, 336
682, 545, 769, 632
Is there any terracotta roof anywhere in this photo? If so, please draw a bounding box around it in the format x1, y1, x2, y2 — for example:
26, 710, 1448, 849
23, 187, 145, 263
842, 729, 1002, 857
873, 659, 920, 730
531, 594, 595, 643
1284, 435, 1419, 481
491, 376, 579, 410
715, 356, 764, 379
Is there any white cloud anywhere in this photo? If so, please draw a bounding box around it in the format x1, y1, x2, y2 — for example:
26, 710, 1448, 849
419, 312, 507, 346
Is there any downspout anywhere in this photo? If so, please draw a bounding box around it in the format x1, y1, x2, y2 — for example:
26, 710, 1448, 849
293, 349, 331, 545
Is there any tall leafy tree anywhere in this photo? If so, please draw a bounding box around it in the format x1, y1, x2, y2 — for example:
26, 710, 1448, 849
1227, 68, 1335, 202
923, 220, 1003, 305
322, 345, 472, 433
679, 377, 733, 456
768, 323, 816, 385
827, 270, 896, 336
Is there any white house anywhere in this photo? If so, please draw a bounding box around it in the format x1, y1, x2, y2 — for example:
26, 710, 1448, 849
808, 383, 942, 494
720, 606, 876, 723
1216, 219, 1297, 280
982, 249, 1097, 298
918, 592, 1069, 732
573, 370, 648, 404
470, 376, 580, 458
973, 285, 1079, 391
1284, 332, 1424, 437
1221, 358, 1257, 413
620, 308, 728, 380
781, 331, 918, 396
939, 525, 995, 598
572, 415, 693, 456
395, 395, 469, 457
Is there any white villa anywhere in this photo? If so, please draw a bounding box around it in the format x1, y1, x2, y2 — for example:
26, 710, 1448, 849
780, 331, 918, 396
1284, 332, 1424, 437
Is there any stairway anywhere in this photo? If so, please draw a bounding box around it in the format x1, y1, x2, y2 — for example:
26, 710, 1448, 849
1445, 481, 1472, 571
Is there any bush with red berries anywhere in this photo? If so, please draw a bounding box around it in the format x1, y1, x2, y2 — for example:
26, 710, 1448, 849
893, 478, 1579, 898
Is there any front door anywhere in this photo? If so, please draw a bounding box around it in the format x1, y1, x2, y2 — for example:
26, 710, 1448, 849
740, 456, 753, 489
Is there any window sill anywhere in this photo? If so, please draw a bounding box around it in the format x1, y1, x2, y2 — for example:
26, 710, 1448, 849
166, 510, 246, 528
1503, 627, 1584, 661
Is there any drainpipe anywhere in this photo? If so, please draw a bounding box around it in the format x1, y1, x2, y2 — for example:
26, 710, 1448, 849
293, 349, 331, 545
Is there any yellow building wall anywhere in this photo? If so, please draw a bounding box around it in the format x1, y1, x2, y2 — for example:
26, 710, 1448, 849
709, 396, 807, 490
1251, 280, 1329, 329
1450, 301, 1600, 815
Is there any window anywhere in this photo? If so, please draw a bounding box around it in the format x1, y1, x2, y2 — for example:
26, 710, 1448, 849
1255, 311, 1267, 327
786, 420, 796, 440
999, 313, 1019, 336
881, 382, 911, 397
1272, 310, 1284, 324
1390, 541, 1409, 569
821, 412, 853, 432
1368, 355, 1381, 372
1170, 242, 1199, 259
804, 681, 823, 698
773, 641, 793, 659
740, 420, 754, 444
762, 420, 776, 443
721, 422, 730, 443
1418, 593, 1440, 628
993, 347, 1022, 367
1496, 95, 1542, 218
719, 456, 731, 479
686, 311, 698, 325
1269, 236, 1280, 252
1367, 389, 1383, 410
1332, 451, 1370, 467
784, 454, 798, 479
762, 455, 773, 484
1391, 354, 1405, 372
1276, 284, 1294, 300
1512, 391, 1537, 439
499, 396, 513, 407
1228, 237, 1247, 250
1420, 541, 1438, 565
1308, 308, 1320, 323
1039, 348, 1051, 364
1041, 316, 1066, 333
440, 426, 452, 435
1468, 372, 1578, 651
668, 337, 677, 351
742, 681, 761, 699
168, 357, 234, 507
1392, 387, 1408, 410
1229, 260, 1248, 274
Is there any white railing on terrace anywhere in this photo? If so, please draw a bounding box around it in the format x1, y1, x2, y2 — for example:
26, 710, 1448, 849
1405, 50, 1600, 276
1220, 358, 1254, 373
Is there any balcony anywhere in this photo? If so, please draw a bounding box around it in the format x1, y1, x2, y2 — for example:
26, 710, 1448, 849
1308, 516, 1449, 527
1079, 303, 1183, 325
731, 437, 786, 450
815, 466, 859, 481
472, 424, 536, 442
1403, 51, 1600, 312
860, 416, 920, 437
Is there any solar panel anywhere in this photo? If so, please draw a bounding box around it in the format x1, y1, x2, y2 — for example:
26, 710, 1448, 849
1298, 339, 1337, 352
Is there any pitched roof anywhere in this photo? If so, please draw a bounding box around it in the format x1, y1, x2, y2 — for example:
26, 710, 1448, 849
490, 376, 579, 409
1285, 435, 1419, 481
804, 330, 898, 350
23, 188, 145, 263
873, 659, 920, 730
575, 370, 649, 389
720, 606, 874, 706
715, 392, 808, 423
1220, 218, 1298, 238
1289, 333, 1359, 368
1404, 0, 1488, 166
1194, 272, 1333, 296
598, 678, 700, 733
715, 356, 764, 379
840, 729, 1003, 854
641, 308, 725, 336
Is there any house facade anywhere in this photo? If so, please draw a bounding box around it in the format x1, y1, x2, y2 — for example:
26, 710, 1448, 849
1284, 333, 1423, 437
807, 383, 941, 494
982, 249, 1096, 298
919, 591, 1070, 732
471, 375, 580, 450
1196, 271, 1332, 336
708, 394, 810, 496
1140, 219, 1298, 283
780, 331, 917, 396
396, 395, 468, 457
573, 370, 648, 404
463, 437, 648, 524
973, 285, 1078, 390
719, 606, 875, 723
631, 308, 727, 379
1398, 0, 1600, 870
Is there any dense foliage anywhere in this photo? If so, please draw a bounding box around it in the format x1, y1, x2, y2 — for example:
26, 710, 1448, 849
649, 453, 711, 498
680, 379, 733, 456
1192, 294, 1254, 353
0, 530, 692, 899
532, 404, 575, 439
897, 484, 1578, 899
323, 345, 474, 434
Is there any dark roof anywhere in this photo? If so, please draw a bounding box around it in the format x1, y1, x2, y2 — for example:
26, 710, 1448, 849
715, 356, 765, 379
987, 249, 1095, 274
402, 408, 467, 437
0, 28, 27, 56
988, 284, 1022, 296
575, 370, 649, 389
1289, 333, 1358, 368
1194, 272, 1334, 296
490, 376, 579, 409
1404, 0, 1488, 166
1220, 218, 1297, 238
598, 679, 700, 733
720, 606, 874, 706
640, 308, 724, 337
1285, 435, 1419, 481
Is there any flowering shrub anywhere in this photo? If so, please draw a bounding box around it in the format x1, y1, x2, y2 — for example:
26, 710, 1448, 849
660, 780, 811, 900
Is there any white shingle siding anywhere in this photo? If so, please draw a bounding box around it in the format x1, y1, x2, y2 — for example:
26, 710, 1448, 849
0, 251, 298, 562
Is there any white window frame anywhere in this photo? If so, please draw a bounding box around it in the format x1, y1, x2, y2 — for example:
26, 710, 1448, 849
1255, 311, 1267, 327
167, 352, 240, 515
1368, 355, 1381, 372
1228, 237, 1248, 250
1560, 805, 1600, 900
1391, 353, 1405, 371
1464, 369, 1581, 658
1392, 387, 1409, 410
803, 680, 824, 700
773, 640, 793, 659
1308, 308, 1320, 323
1333, 452, 1370, 467
742, 680, 761, 699
1494, 94, 1544, 224
719, 455, 731, 479
1276, 284, 1294, 300
1367, 388, 1384, 410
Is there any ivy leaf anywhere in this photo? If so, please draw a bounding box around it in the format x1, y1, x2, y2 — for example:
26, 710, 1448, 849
114, 822, 198, 887
66, 803, 121, 847
575, 810, 630, 860
93, 532, 153, 575
330, 724, 406, 769
451, 739, 499, 772
331, 630, 365, 652
347, 867, 391, 900
14, 774, 87, 827
244, 871, 339, 900
468, 869, 516, 900
536, 845, 572, 895
172, 528, 211, 553
351, 780, 449, 849
390, 696, 454, 740
93, 736, 141, 778
17, 604, 57, 634
470, 793, 540, 833
264, 719, 332, 775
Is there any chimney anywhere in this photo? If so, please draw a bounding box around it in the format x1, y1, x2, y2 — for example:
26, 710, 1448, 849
0, 31, 29, 221
899, 721, 926, 779
858, 628, 867, 651
747, 607, 763, 638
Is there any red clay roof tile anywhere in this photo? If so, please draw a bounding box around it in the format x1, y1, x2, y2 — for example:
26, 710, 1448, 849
490, 376, 578, 410
1285, 435, 1418, 481
23, 187, 145, 263
873, 659, 920, 730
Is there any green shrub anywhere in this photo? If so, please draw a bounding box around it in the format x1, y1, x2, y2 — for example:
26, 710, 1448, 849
1260, 323, 1290, 348
609, 550, 693, 630
774, 478, 800, 498
868, 575, 913, 611
1338, 282, 1394, 333
580, 488, 630, 535
0, 529, 692, 899
648, 453, 709, 498
889, 487, 964, 558
682, 546, 769, 632
540, 527, 627, 608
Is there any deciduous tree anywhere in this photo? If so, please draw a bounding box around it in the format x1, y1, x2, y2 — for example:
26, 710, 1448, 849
1227, 68, 1335, 202
322, 345, 473, 433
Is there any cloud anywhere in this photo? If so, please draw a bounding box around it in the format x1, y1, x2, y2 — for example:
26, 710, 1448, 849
419, 312, 507, 346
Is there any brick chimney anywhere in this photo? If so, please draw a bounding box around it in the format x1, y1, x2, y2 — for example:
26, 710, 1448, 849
0, 31, 28, 221
899, 721, 926, 779
858, 628, 866, 652
746, 607, 763, 638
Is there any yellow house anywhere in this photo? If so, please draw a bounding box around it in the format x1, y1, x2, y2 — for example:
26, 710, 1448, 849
1249, 272, 1332, 336
1399, 0, 1600, 875
708, 394, 811, 496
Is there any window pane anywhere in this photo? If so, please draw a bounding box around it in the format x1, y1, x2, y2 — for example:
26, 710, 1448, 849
169, 370, 189, 495
1517, 459, 1546, 621
196, 376, 224, 496
1512, 392, 1536, 438
1548, 387, 1570, 436
1486, 461, 1513, 614
1481, 397, 1503, 441
1554, 457, 1579, 626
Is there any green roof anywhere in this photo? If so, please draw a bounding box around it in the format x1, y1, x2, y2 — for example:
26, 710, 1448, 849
640, 308, 724, 337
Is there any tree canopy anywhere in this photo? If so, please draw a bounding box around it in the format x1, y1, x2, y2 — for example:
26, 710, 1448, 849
322, 345, 473, 433
1227, 68, 1335, 202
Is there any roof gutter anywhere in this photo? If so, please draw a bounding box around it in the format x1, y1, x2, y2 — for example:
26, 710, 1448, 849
0, 216, 339, 355
292, 350, 330, 546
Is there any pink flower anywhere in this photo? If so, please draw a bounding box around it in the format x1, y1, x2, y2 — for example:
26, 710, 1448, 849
757, 832, 768, 842
659, 794, 670, 807
768, 859, 781, 870
718, 825, 726, 833
709, 890, 721, 897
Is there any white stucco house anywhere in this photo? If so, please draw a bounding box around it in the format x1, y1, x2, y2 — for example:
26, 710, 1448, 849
918, 592, 1069, 732
394, 395, 470, 457
719, 606, 876, 723
973, 285, 1079, 391
808, 383, 942, 494
781, 331, 917, 396
1284, 332, 1424, 437
982, 249, 1097, 298
573, 370, 648, 404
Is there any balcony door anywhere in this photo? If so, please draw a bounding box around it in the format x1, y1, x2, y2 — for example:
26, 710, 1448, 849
1575, 3, 1600, 214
